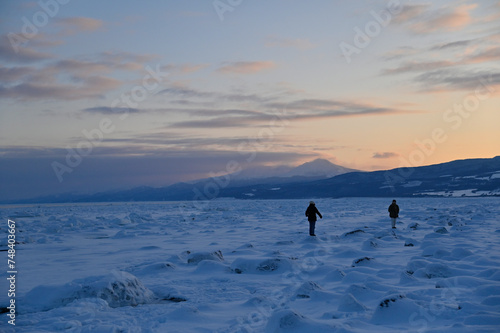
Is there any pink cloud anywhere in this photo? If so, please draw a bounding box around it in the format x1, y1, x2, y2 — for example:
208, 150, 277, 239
409, 4, 477, 33
162, 63, 209, 74
432, 4, 477, 30
467, 46, 500, 64
56, 17, 104, 35
217, 61, 275, 74
392, 4, 430, 24
179, 63, 209, 73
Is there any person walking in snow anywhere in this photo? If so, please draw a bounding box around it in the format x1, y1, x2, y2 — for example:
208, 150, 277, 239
388, 199, 399, 229
305, 201, 322, 236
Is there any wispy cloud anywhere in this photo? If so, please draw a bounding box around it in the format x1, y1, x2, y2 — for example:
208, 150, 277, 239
217, 61, 275, 74
171, 117, 256, 128
0, 49, 163, 100
0, 65, 33, 82
394, 3, 477, 34
483, 1, 500, 22
0, 35, 53, 63
83, 106, 141, 115
161, 63, 209, 74
158, 86, 215, 99
164, 98, 416, 129
382, 38, 500, 78
467, 46, 500, 64
414, 69, 500, 93
55, 17, 104, 35
157, 82, 281, 105
373, 152, 399, 159
178, 63, 209, 73
416, 4, 477, 33
0, 75, 121, 100
391, 4, 430, 25
430, 39, 476, 51
82, 94, 414, 129
382, 60, 455, 75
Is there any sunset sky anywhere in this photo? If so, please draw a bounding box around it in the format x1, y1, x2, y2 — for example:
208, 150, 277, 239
1, 0, 499, 201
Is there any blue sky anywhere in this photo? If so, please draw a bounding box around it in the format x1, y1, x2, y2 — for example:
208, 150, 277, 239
1, 0, 500, 201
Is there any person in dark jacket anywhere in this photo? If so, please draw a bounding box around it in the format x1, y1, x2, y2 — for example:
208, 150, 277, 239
388, 199, 399, 229
305, 201, 322, 236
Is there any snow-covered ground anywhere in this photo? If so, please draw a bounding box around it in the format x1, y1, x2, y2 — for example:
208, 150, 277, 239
1, 198, 499, 332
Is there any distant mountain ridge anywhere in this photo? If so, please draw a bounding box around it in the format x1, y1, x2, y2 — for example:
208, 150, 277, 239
283, 158, 356, 178
219, 156, 500, 199
215, 158, 356, 180
5, 156, 500, 204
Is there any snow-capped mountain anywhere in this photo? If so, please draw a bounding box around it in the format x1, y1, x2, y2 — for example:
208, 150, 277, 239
283, 158, 356, 178
231, 158, 356, 180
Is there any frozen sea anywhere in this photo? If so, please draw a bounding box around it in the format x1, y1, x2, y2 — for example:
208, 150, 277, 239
1, 197, 499, 332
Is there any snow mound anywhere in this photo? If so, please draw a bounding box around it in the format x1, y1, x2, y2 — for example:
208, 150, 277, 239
324, 268, 346, 281
463, 314, 500, 326
22, 271, 156, 313
112, 230, 136, 239
129, 262, 175, 276
265, 309, 336, 332
231, 257, 293, 274
193, 260, 230, 274
434, 227, 449, 234
371, 294, 424, 324
187, 250, 224, 264
351, 256, 375, 267
337, 293, 368, 312
404, 239, 417, 247
295, 281, 331, 299
344, 284, 385, 301
362, 239, 379, 250
408, 222, 420, 230
475, 284, 500, 296
414, 263, 453, 279
342, 229, 365, 237
435, 276, 494, 289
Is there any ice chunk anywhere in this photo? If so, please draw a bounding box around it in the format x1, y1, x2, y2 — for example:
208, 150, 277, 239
231, 257, 293, 274
22, 271, 156, 313
265, 309, 336, 332
342, 229, 365, 237
372, 294, 424, 324
434, 227, 449, 234
187, 250, 224, 264
295, 281, 328, 299
351, 257, 375, 267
